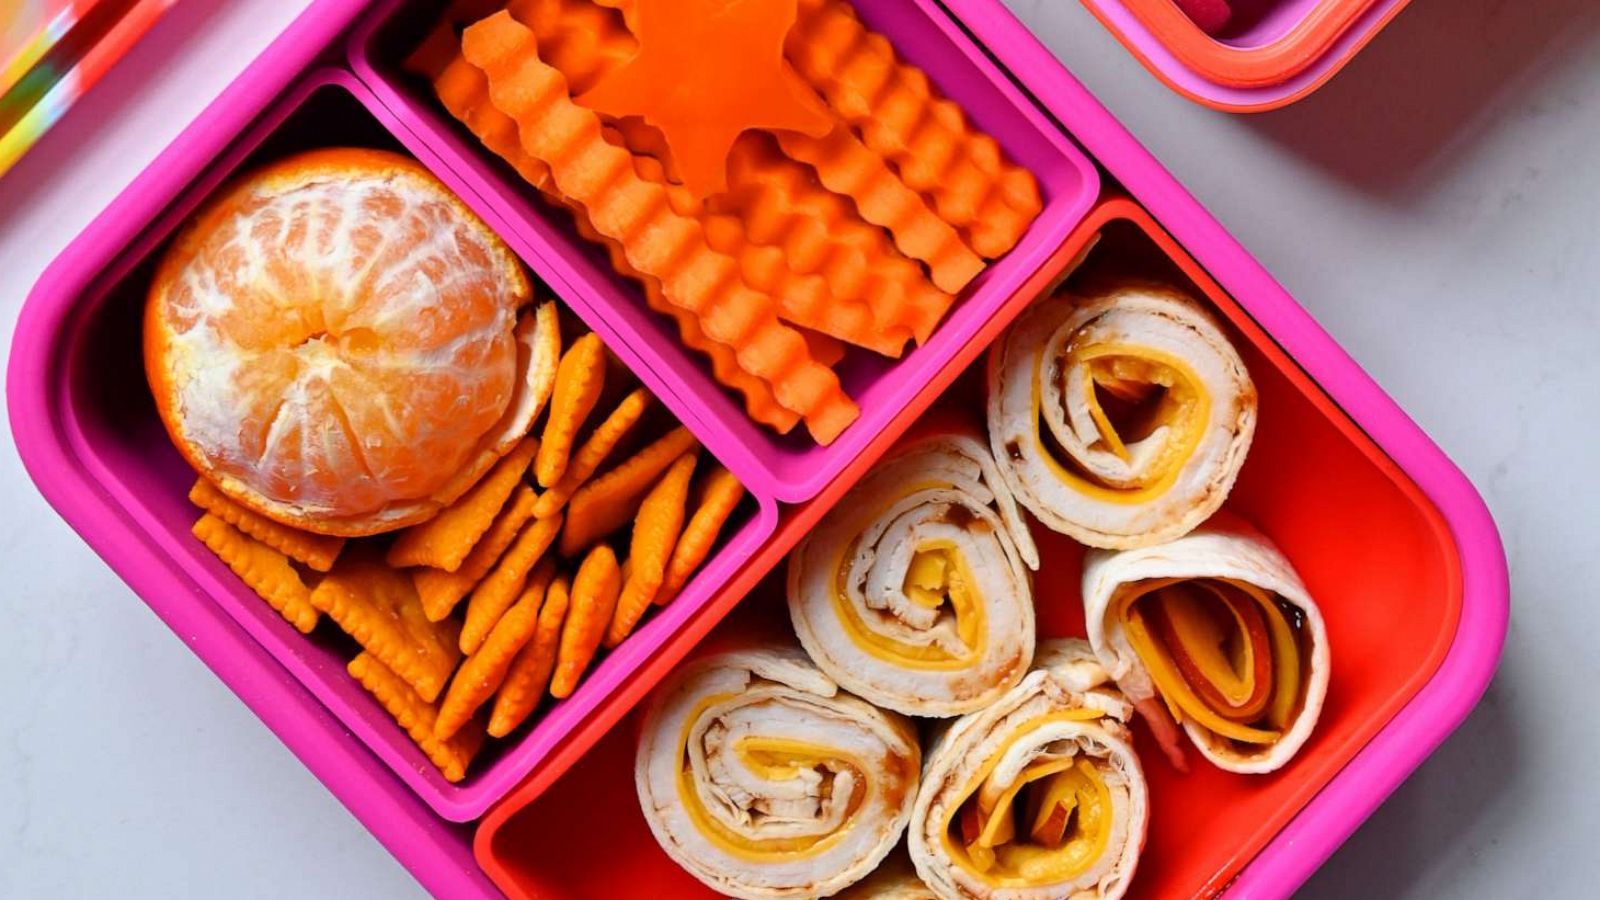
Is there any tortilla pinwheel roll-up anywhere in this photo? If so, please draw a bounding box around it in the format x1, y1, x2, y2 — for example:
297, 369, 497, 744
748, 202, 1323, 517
908, 640, 1148, 900
1082, 518, 1329, 774
635, 645, 922, 899
986, 280, 1256, 549
787, 433, 1040, 718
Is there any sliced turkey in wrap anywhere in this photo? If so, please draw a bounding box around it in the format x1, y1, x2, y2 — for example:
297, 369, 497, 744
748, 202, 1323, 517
635, 645, 922, 899
787, 433, 1038, 718
1082, 517, 1329, 774
908, 640, 1147, 900
987, 279, 1255, 549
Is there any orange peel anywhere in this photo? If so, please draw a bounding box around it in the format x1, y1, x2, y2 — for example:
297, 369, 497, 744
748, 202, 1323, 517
192, 513, 319, 634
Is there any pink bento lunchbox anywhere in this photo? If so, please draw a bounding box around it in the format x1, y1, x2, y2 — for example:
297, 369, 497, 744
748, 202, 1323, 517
7, 0, 1506, 897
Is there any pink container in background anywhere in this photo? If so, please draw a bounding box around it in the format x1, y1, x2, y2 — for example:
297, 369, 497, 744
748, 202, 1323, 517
6, 0, 1506, 896
1080, 0, 1415, 111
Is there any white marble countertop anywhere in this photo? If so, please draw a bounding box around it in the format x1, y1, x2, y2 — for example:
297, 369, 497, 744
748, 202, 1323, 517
1, 0, 1593, 896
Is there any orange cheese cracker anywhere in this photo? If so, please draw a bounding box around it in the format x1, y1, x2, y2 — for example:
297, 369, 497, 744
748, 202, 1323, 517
656, 465, 746, 605
385, 435, 539, 573
461, 512, 563, 655
559, 426, 699, 556
189, 479, 345, 572
536, 332, 606, 487
489, 568, 570, 737
348, 652, 484, 783
436, 561, 555, 741
551, 544, 623, 698
310, 548, 462, 703
192, 513, 319, 634
605, 452, 696, 647
533, 387, 650, 519
414, 484, 539, 622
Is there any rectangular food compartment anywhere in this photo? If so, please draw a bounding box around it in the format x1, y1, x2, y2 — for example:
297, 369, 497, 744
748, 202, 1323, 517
348, 0, 1102, 503
473, 196, 1466, 899
50, 66, 779, 822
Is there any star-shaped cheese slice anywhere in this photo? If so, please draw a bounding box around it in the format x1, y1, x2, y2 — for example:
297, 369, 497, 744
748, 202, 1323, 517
578, 0, 834, 199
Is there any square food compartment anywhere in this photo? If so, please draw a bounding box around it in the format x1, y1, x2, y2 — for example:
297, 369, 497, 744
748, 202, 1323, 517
472, 197, 1472, 898
21, 64, 778, 822
349, 0, 1102, 503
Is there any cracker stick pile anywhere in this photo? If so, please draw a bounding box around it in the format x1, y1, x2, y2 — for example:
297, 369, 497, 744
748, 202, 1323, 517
190, 301, 746, 781
409, 0, 1044, 445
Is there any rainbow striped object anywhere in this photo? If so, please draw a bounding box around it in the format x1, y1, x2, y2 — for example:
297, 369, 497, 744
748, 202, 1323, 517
1, 0, 178, 177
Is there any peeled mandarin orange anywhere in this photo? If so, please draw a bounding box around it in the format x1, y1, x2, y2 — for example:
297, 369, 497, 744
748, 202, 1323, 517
146, 148, 534, 536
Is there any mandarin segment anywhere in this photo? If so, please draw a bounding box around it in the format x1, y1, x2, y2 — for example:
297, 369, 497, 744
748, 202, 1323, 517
385, 435, 539, 572
413, 484, 539, 622
310, 548, 461, 703
189, 478, 344, 572
461, 512, 563, 655
192, 514, 319, 634
605, 452, 696, 647
559, 426, 699, 556
348, 652, 484, 783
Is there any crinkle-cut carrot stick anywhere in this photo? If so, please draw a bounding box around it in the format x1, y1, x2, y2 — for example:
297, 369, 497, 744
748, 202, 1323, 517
426, 42, 796, 434
624, 144, 901, 357
777, 125, 984, 295
462, 12, 858, 444
192, 514, 319, 634
560, 426, 698, 556
605, 451, 696, 647
534, 387, 650, 519
655, 465, 745, 605
189, 478, 345, 572
788, 0, 1042, 259
798, 327, 847, 368
712, 134, 953, 347
506, 0, 636, 95
552, 545, 622, 698
349, 652, 484, 783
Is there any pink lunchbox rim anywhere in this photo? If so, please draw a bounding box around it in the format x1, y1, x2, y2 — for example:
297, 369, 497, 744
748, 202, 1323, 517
5, 0, 1507, 897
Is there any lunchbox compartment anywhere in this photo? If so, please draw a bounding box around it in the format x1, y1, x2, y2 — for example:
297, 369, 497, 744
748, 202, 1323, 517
53, 67, 779, 822
472, 195, 1465, 898
348, 0, 1101, 503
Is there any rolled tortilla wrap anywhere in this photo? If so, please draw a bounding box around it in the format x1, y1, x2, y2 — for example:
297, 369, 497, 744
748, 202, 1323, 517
788, 433, 1039, 717
636, 645, 922, 899
835, 854, 938, 899
909, 640, 1147, 900
987, 279, 1255, 549
1082, 517, 1329, 774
